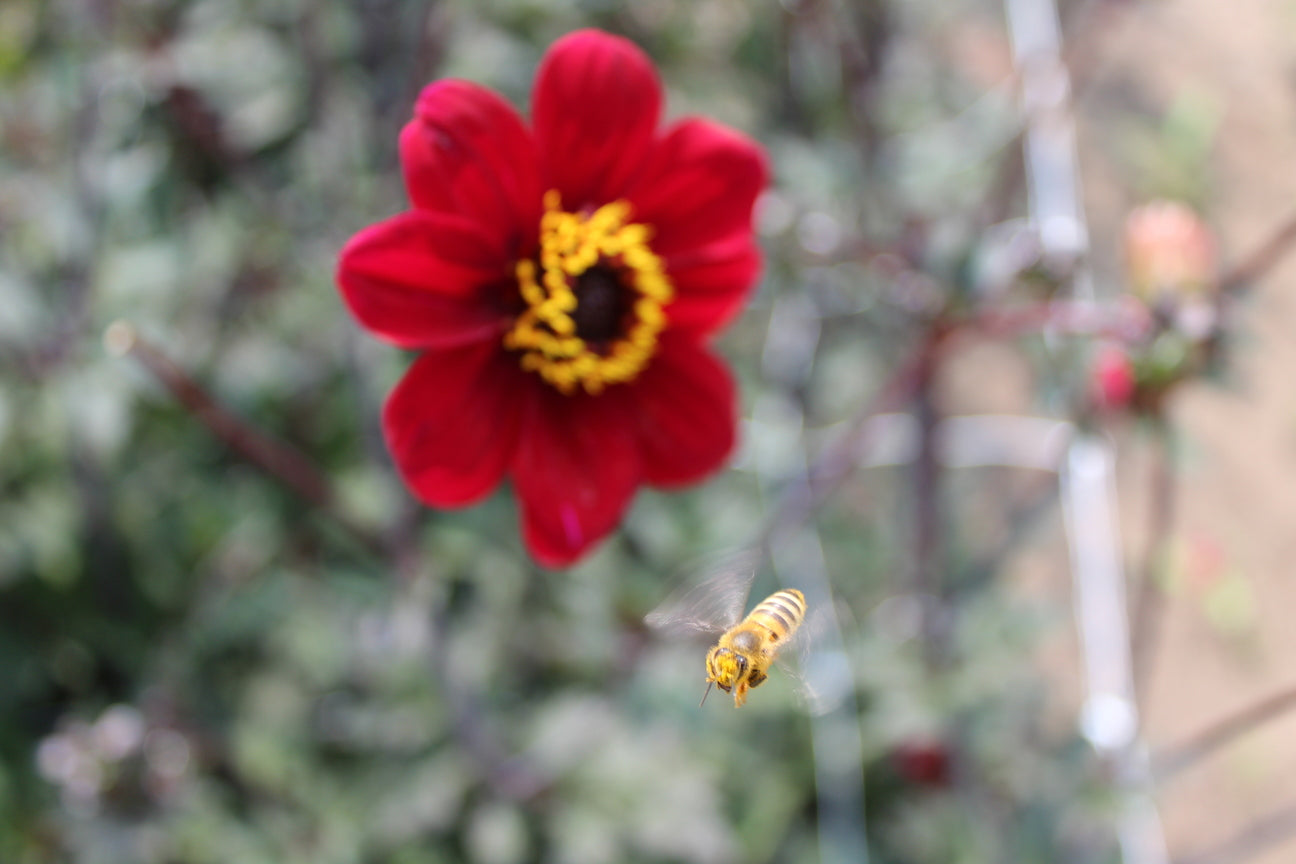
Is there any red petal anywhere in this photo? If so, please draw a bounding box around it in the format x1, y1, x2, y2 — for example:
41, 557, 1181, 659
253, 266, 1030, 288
383, 341, 525, 508
532, 30, 662, 210
632, 336, 737, 488
512, 385, 641, 567
664, 234, 763, 337
400, 80, 541, 256
625, 117, 768, 257
337, 210, 513, 350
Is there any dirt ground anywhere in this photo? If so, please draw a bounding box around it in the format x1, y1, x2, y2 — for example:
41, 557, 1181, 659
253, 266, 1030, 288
1085, 0, 1296, 860
1090, 1, 1296, 862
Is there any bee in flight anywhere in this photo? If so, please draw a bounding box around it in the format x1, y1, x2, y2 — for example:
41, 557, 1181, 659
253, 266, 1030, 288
646, 554, 811, 708
702, 588, 807, 707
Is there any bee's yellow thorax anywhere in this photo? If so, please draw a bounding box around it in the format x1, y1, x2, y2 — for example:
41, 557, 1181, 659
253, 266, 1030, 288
702, 589, 807, 708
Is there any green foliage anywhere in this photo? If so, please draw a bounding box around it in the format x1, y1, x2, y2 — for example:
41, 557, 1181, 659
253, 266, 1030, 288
2, 0, 1127, 862
1121, 92, 1220, 209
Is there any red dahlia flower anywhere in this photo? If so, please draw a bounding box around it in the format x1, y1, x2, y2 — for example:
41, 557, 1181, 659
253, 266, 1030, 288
336, 29, 768, 567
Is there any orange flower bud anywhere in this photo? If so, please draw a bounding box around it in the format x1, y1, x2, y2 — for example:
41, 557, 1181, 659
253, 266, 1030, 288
1123, 201, 1217, 302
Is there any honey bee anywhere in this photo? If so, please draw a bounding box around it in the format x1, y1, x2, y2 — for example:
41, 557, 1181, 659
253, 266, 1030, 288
702, 588, 807, 707
646, 554, 811, 708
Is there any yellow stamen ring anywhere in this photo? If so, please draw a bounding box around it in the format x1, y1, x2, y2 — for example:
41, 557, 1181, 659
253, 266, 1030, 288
503, 190, 673, 395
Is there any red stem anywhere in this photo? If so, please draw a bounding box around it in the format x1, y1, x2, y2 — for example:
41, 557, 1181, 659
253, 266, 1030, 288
106, 321, 389, 558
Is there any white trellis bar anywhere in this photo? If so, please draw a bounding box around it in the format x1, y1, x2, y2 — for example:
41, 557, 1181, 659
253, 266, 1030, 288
855, 413, 1168, 863
1004, 0, 1168, 855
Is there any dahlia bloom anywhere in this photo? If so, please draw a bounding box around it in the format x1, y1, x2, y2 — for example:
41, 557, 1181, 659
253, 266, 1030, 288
337, 30, 767, 566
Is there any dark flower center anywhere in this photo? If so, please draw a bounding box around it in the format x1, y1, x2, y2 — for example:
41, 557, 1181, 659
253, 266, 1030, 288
503, 190, 673, 395
572, 266, 627, 344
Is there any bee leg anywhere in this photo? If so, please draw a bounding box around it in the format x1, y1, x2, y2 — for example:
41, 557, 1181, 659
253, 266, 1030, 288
732, 680, 749, 707
747, 668, 768, 689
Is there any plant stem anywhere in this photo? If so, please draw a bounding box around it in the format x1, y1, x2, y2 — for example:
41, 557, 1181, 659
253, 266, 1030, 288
105, 320, 389, 559
1170, 799, 1296, 864
758, 332, 935, 552
1155, 680, 1296, 782
1220, 208, 1296, 293
911, 330, 945, 669
1131, 419, 1176, 709
971, 300, 1150, 342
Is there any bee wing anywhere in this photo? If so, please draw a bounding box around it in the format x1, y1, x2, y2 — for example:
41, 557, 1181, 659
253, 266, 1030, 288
643, 549, 761, 638
772, 603, 850, 716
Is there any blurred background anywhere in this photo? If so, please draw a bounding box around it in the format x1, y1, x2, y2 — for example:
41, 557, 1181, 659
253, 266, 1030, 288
4, 0, 1296, 862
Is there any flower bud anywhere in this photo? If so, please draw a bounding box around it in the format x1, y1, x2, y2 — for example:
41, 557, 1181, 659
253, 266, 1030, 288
1123, 201, 1217, 302
1091, 343, 1136, 410
891, 737, 951, 788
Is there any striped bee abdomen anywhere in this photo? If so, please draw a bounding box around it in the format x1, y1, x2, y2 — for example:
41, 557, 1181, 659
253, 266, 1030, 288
745, 589, 806, 644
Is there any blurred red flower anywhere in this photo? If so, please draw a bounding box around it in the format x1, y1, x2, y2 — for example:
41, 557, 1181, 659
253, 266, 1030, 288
891, 737, 951, 789
1091, 343, 1137, 411
337, 30, 767, 566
